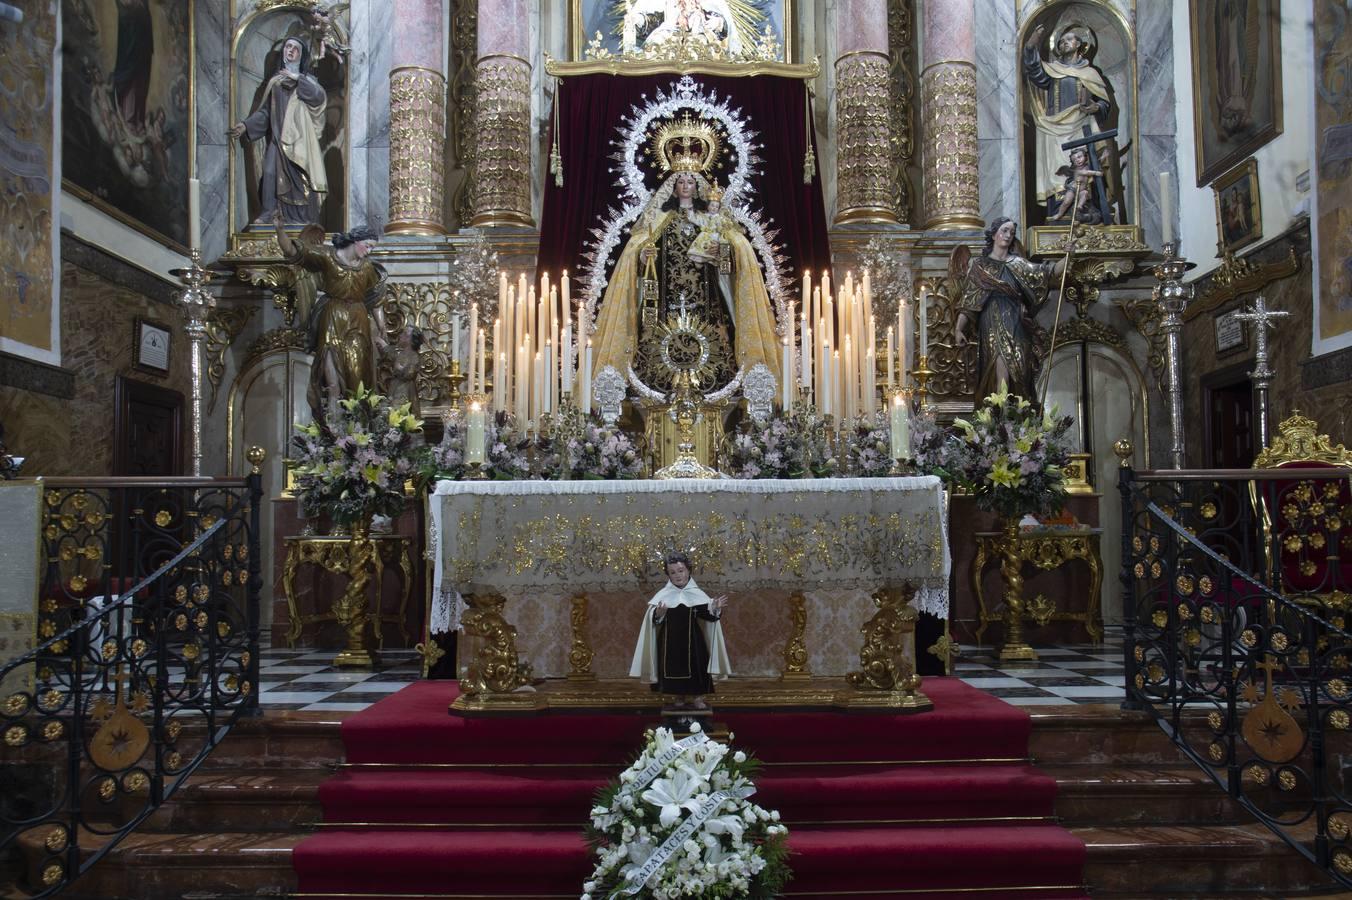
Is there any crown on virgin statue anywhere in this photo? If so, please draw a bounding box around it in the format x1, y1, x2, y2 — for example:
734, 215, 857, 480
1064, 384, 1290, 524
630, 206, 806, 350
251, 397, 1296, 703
649, 113, 721, 175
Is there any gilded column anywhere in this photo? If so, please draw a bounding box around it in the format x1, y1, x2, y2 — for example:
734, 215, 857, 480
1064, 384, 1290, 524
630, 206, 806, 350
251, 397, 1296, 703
920, 0, 982, 230
471, 0, 534, 228
834, 0, 897, 224
388, 0, 448, 235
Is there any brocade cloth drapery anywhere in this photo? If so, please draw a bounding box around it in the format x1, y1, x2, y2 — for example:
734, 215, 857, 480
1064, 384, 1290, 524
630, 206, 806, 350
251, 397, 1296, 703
430, 477, 950, 676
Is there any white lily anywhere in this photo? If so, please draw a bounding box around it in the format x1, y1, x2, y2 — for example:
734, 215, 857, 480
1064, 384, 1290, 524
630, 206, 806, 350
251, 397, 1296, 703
704, 812, 746, 841
641, 769, 702, 828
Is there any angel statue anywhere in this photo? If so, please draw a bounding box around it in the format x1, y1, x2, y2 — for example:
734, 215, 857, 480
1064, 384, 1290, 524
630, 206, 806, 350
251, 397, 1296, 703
589, 113, 781, 391
272, 211, 389, 425
951, 218, 1066, 404
308, 3, 351, 62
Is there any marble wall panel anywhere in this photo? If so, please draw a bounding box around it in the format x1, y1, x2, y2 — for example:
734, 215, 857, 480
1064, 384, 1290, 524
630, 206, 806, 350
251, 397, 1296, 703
198, 144, 230, 259
973, 0, 1018, 224
1138, 134, 1175, 251
195, 0, 229, 150
348, 0, 370, 152
366, 146, 390, 228
349, 150, 369, 230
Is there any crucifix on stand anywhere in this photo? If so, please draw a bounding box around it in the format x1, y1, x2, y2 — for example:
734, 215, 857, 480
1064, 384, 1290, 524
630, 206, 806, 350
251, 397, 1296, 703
1233, 295, 1290, 450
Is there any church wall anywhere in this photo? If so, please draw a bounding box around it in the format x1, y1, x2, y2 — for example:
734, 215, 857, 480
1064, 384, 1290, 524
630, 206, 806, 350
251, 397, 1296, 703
197, 0, 230, 262
0, 239, 191, 476
1172, 1, 1313, 280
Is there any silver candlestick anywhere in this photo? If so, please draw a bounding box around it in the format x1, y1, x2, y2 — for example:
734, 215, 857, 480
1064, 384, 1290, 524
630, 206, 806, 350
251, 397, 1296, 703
1153, 241, 1194, 470
172, 249, 215, 476
1234, 295, 1290, 451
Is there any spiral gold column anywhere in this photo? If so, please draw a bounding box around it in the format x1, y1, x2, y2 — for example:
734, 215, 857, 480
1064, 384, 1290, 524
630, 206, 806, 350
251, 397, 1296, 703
920, 0, 981, 230
834, 50, 898, 225
387, 65, 447, 235
470, 54, 534, 228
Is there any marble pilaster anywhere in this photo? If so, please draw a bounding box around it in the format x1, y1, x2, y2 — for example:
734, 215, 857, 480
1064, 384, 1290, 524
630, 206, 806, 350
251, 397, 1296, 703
471, 0, 534, 228
833, 0, 897, 224
387, 0, 448, 234
920, 0, 981, 230
973, 0, 1018, 224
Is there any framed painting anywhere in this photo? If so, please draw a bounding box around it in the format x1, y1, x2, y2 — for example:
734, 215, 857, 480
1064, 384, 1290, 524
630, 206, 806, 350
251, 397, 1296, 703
60, 0, 195, 251
1189, 0, 1282, 186
1213, 158, 1262, 254
1213, 307, 1250, 357
570, 0, 792, 62
1311, 0, 1352, 355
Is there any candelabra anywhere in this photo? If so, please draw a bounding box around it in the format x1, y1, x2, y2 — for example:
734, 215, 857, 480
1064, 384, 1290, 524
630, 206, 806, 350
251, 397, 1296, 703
910, 356, 934, 411
172, 249, 215, 477
1152, 242, 1195, 470
448, 359, 467, 407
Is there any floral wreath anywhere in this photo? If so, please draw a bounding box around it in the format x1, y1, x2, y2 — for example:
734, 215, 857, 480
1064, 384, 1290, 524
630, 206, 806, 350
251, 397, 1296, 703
577, 75, 792, 339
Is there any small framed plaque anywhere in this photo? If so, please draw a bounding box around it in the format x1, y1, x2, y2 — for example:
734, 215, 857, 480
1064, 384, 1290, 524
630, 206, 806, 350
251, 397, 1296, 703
133, 317, 172, 374
1214, 308, 1249, 357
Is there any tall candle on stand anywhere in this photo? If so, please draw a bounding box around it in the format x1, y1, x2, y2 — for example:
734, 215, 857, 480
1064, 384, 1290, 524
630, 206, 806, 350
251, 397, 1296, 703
492, 317, 502, 409
1159, 172, 1174, 247
188, 178, 201, 252
781, 338, 793, 410
561, 322, 573, 397
917, 289, 928, 360
890, 391, 910, 459
800, 319, 812, 389
467, 303, 480, 392
476, 326, 486, 397
580, 340, 593, 413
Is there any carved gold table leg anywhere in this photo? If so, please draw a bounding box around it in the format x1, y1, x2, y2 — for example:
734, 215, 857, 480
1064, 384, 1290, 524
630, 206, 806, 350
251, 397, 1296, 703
282, 543, 303, 649
333, 526, 377, 668
567, 594, 596, 681
453, 591, 541, 712
999, 520, 1038, 663
780, 592, 812, 682
838, 586, 932, 712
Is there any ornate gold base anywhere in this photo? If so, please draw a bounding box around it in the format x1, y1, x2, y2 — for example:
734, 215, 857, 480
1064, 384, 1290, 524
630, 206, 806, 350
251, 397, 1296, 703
384, 220, 448, 236
834, 206, 900, 226
450, 690, 546, 713
999, 643, 1039, 664
334, 648, 378, 668
470, 210, 536, 229
924, 213, 985, 231
834, 688, 933, 712
779, 671, 813, 683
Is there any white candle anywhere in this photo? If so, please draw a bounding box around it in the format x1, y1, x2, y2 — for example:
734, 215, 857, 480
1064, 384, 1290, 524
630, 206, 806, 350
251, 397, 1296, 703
477, 326, 486, 397
581, 341, 593, 414
886, 326, 895, 387
562, 324, 573, 396
467, 303, 479, 392
890, 392, 909, 459
188, 177, 201, 251
495, 352, 506, 413
534, 350, 544, 423
843, 333, 854, 422
451, 312, 462, 369
800, 321, 811, 389
492, 317, 502, 406
782, 338, 793, 409
466, 401, 486, 465
1159, 172, 1174, 247
562, 270, 571, 318
917, 290, 928, 359
543, 342, 553, 414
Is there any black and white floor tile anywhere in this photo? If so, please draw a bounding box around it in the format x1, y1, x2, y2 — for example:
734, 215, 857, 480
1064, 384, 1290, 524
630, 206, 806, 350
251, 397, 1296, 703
257, 631, 1129, 712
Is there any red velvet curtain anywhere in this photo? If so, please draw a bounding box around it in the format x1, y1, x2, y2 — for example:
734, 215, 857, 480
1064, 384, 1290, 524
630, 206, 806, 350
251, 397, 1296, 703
537, 73, 832, 301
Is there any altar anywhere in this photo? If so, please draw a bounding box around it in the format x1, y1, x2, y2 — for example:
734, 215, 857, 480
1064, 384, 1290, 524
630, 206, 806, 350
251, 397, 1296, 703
430, 476, 949, 711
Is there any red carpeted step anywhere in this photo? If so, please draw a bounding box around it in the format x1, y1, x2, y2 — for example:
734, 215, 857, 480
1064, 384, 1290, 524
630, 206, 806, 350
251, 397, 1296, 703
339, 678, 1034, 765
317, 763, 1057, 826
293, 829, 590, 894
786, 824, 1088, 893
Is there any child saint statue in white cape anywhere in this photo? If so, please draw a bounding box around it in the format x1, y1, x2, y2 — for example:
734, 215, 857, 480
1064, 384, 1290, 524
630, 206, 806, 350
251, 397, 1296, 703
629, 552, 731, 710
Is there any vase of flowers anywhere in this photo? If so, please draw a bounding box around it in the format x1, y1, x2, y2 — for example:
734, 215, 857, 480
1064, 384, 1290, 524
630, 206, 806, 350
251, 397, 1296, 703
913, 386, 1075, 661
566, 421, 643, 480
428, 410, 535, 480
723, 407, 836, 479
291, 385, 424, 665
842, 413, 894, 477
583, 722, 791, 899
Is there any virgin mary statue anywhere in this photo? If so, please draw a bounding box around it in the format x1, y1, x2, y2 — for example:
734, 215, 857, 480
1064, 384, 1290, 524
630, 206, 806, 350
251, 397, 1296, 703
590, 115, 781, 390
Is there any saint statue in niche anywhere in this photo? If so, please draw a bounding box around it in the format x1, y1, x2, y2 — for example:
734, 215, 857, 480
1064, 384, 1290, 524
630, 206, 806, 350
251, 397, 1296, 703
229, 37, 328, 224
1022, 21, 1126, 226
589, 113, 781, 390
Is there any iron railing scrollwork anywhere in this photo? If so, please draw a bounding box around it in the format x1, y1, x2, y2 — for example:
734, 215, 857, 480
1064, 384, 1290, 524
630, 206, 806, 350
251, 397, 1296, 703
0, 473, 263, 897
1120, 465, 1352, 885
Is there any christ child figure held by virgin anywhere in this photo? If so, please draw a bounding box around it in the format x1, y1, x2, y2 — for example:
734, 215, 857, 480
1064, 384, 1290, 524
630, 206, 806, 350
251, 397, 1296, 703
687, 186, 732, 272
630, 553, 731, 711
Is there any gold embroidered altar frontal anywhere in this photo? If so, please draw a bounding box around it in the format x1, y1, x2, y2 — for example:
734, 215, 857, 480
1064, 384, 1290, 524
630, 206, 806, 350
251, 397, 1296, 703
429, 478, 950, 711
432, 477, 949, 599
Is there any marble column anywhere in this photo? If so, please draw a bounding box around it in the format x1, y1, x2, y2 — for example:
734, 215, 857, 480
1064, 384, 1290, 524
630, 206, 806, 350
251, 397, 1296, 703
470, 0, 534, 228
920, 0, 982, 230
834, 0, 897, 224
388, 0, 447, 234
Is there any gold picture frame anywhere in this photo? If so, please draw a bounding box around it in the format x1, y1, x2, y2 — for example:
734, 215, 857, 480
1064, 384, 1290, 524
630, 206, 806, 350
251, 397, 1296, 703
1213, 158, 1262, 255
569, 0, 792, 62
1188, 0, 1283, 187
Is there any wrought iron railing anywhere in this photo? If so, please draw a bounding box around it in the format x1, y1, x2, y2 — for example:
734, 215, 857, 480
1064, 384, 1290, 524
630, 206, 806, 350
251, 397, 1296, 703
1120, 464, 1352, 886
0, 469, 263, 897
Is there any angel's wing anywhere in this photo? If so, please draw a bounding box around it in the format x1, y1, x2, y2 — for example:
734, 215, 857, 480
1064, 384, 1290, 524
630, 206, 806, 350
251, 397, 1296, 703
947, 244, 971, 295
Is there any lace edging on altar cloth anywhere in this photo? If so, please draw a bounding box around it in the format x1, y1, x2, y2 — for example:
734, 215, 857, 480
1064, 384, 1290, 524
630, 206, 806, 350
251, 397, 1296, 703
432, 475, 945, 496
431, 588, 467, 634
913, 583, 949, 620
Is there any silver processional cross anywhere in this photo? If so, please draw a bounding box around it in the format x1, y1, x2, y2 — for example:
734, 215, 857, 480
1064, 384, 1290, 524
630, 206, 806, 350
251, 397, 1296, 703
1233, 295, 1290, 451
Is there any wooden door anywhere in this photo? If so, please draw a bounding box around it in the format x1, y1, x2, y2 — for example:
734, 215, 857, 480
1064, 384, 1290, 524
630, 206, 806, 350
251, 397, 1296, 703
113, 377, 184, 476
1205, 378, 1255, 469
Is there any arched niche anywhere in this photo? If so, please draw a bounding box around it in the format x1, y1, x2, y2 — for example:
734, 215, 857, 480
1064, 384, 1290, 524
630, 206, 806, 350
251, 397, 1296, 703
229, 4, 349, 234
1046, 335, 1151, 625
1017, 1, 1138, 229
227, 345, 313, 629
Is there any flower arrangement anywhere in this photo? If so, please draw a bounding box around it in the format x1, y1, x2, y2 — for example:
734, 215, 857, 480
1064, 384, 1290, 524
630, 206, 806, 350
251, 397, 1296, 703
583, 723, 791, 900
428, 410, 534, 480
723, 408, 835, 479
841, 414, 893, 477
567, 421, 644, 479
291, 384, 424, 526
914, 386, 1074, 520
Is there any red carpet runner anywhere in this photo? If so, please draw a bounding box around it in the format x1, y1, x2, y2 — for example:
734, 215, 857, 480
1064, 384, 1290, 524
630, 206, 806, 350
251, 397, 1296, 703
293, 679, 1088, 899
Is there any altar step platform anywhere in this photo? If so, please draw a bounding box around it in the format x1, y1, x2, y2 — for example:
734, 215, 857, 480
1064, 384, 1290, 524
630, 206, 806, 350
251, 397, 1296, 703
51, 675, 1349, 899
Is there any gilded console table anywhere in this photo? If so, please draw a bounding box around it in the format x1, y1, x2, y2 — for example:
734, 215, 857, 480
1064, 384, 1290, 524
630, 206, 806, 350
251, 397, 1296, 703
281, 535, 414, 649
971, 528, 1104, 645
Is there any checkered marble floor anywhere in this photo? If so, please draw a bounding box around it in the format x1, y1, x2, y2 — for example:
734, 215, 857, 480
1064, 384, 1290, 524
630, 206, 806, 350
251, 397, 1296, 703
256, 630, 1128, 712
